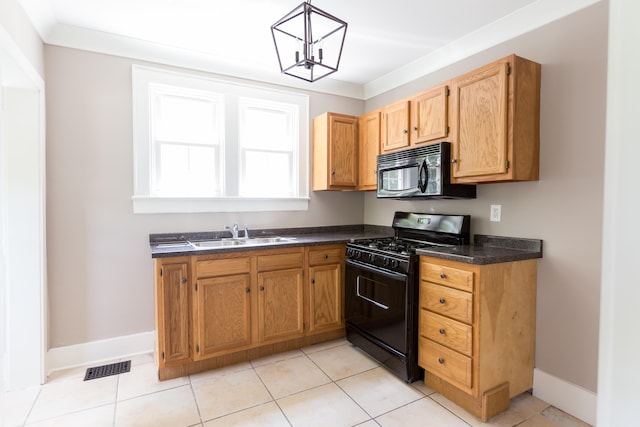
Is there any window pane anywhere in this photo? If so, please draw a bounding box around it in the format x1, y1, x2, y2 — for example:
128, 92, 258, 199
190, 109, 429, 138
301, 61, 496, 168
155, 143, 220, 196
240, 105, 294, 151
154, 92, 220, 145
241, 151, 293, 197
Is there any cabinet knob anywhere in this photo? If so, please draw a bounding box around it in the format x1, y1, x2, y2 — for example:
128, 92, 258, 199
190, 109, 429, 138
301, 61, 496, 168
181, 278, 187, 284
311, 279, 315, 284
439, 297, 446, 304
324, 254, 329, 260
260, 286, 265, 291
439, 328, 445, 335
451, 158, 457, 164
413, 126, 418, 131
331, 170, 336, 175
403, 129, 408, 134
440, 273, 446, 279
438, 357, 445, 364
246, 287, 250, 293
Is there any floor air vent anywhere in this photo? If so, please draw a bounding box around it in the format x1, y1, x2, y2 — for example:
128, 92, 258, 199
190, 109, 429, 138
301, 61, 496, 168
84, 360, 131, 381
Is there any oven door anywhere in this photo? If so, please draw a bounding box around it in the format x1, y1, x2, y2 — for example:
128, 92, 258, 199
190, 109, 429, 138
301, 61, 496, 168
345, 258, 410, 354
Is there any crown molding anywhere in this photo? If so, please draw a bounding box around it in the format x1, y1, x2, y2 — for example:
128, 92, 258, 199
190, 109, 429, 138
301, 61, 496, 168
21, 0, 603, 100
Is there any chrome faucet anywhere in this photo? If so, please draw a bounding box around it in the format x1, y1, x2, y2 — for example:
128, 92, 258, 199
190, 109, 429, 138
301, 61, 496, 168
225, 223, 239, 239
243, 225, 249, 239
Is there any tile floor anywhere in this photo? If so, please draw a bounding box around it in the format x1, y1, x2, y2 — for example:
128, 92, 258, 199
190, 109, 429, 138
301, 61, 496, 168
3, 339, 592, 427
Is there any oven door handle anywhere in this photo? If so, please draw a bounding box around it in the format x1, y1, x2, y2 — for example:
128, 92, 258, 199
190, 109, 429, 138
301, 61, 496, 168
356, 277, 390, 310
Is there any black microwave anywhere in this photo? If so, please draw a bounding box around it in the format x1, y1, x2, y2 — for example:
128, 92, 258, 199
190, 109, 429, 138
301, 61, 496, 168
376, 142, 476, 199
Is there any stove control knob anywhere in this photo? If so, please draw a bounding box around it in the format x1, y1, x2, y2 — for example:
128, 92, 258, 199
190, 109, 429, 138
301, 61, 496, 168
346, 249, 353, 257
354, 250, 361, 259
383, 258, 390, 266
391, 260, 399, 269
368, 253, 376, 262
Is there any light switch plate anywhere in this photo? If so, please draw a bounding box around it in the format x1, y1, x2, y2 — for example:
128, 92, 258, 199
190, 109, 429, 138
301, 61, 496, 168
490, 205, 502, 222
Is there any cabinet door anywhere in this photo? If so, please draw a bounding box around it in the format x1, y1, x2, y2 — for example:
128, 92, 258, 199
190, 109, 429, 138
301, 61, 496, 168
381, 100, 410, 152
329, 114, 358, 187
195, 274, 251, 359
257, 268, 304, 342
410, 85, 449, 146
450, 59, 509, 179
358, 110, 380, 190
312, 112, 358, 190
309, 263, 343, 332
157, 260, 191, 365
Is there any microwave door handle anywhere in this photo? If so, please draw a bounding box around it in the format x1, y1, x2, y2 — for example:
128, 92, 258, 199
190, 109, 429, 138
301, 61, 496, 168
417, 159, 428, 193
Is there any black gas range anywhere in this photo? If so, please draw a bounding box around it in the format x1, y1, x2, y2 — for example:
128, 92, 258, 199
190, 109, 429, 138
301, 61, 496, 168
344, 212, 470, 382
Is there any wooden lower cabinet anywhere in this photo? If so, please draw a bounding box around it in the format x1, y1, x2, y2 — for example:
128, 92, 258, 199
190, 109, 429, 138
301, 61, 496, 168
418, 256, 537, 421
194, 274, 251, 359
257, 268, 304, 341
154, 245, 346, 380
307, 245, 344, 333
154, 257, 192, 366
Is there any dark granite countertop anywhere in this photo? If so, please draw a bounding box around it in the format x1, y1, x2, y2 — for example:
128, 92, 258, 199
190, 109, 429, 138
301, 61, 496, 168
150, 226, 542, 265
149, 225, 393, 258
416, 234, 543, 265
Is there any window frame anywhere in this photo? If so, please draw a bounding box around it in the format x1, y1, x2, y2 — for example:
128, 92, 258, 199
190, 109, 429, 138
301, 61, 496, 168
131, 65, 310, 214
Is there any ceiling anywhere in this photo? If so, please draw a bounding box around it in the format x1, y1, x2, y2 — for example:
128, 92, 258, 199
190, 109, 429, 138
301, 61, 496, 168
19, 0, 599, 98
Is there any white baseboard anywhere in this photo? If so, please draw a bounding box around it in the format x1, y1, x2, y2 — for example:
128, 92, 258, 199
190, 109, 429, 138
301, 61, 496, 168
46, 331, 155, 376
533, 368, 597, 426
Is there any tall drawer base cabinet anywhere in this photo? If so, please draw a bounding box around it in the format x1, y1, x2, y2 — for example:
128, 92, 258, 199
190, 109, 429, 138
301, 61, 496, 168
418, 256, 537, 421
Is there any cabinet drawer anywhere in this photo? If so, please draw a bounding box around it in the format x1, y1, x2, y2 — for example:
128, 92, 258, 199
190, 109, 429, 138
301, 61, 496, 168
419, 338, 472, 389
420, 310, 472, 356
196, 257, 251, 278
308, 247, 342, 266
257, 251, 303, 272
421, 262, 473, 292
421, 282, 473, 324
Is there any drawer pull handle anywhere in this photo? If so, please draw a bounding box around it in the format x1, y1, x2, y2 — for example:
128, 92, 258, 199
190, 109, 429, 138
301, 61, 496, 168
439, 328, 445, 335
260, 286, 265, 291
440, 273, 446, 279
439, 297, 446, 304
438, 358, 445, 364
324, 254, 329, 260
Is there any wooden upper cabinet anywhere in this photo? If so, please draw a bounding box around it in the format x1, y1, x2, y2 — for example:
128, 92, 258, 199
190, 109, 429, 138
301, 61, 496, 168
313, 112, 358, 190
450, 55, 541, 183
381, 99, 410, 152
358, 110, 381, 191
410, 84, 449, 146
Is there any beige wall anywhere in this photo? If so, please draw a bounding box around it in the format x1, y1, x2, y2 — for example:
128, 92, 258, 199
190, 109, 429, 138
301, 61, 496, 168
44, 46, 365, 348
364, 3, 607, 393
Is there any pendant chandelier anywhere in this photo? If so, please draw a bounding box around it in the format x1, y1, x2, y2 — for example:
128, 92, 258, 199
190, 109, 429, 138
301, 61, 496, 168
271, 1, 347, 82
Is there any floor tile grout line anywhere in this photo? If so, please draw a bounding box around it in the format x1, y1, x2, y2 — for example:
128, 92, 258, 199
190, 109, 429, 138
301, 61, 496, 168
426, 394, 474, 426
188, 374, 205, 425
251, 362, 294, 426
301, 349, 378, 424
19, 385, 43, 426
112, 373, 120, 427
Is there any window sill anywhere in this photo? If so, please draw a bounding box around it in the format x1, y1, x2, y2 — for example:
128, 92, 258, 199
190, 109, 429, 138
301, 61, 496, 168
132, 196, 310, 214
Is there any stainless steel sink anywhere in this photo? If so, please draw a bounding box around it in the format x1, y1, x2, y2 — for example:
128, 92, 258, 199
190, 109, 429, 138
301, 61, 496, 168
245, 237, 293, 244
187, 236, 295, 249
189, 239, 247, 248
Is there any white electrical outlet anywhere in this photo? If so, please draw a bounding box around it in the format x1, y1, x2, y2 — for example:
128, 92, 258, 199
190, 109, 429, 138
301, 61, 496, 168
490, 204, 502, 222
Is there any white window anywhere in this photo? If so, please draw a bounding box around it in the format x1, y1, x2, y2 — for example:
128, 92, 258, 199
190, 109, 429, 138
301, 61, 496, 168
132, 66, 309, 213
